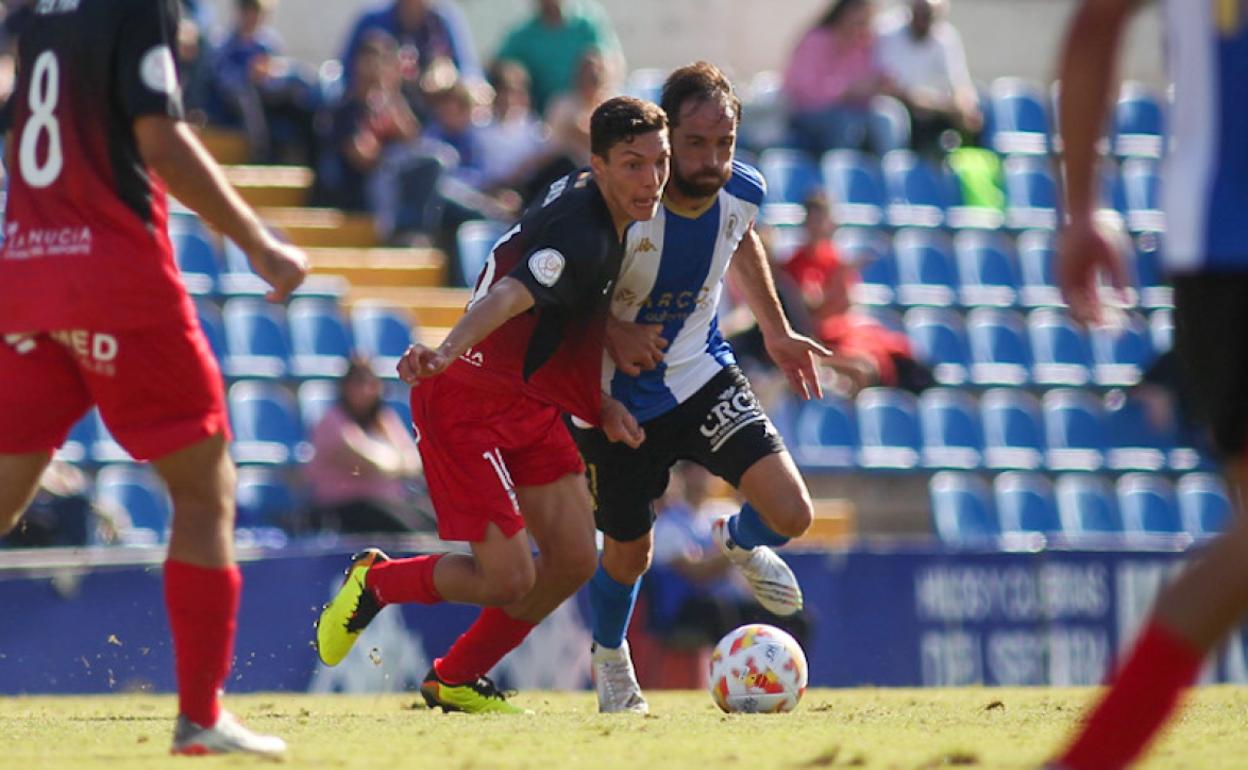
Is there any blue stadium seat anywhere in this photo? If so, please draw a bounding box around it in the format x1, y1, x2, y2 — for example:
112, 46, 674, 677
351, 302, 416, 378
222, 297, 292, 379
1177, 474, 1232, 538
919, 388, 982, 469
856, 388, 920, 469
881, 150, 949, 228
767, 224, 806, 263
930, 472, 999, 544
228, 381, 305, 465
386, 383, 414, 432
90, 410, 133, 464
455, 220, 509, 288
1043, 389, 1106, 472
236, 467, 297, 528
954, 230, 1019, 307
893, 228, 958, 307
1122, 158, 1164, 233
1130, 233, 1173, 308
1027, 308, 1092, 387
1017, 230, 1064, 308
758, 148, 823, 216
1004, 155, 1059, 230
791, 396, 857, 470
836, 227, 895, 305
1117, 473, 1181, 536
994, 471, 1061, 536
195, 299, 227, 363
1090, 312, 1152, 386
95, 465, 171, 540
288, 298, 353, 379
738, 71, 792, 152
1113, 81, 1165, 159
904, 307, 969, 386
56, 412, 97, 464
1149, 308, 1173, 354
1056, 474, 1122, 537
981, 389, 1045, 471
296, 378, 339, 431
966, 308, 1031, 386
1103, 393, 1182, 472
988, 77, 1051, 155
170, 226, 220, 297
821, 150, 886, 227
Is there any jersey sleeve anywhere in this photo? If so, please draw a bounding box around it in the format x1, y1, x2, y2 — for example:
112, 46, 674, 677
508, 213, 611, 311
725, 160, 767, 226
115, 0, 184, 121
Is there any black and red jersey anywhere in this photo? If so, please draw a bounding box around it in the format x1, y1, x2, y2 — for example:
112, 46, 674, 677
445, 170, 625, 426
0, 0, 191, 332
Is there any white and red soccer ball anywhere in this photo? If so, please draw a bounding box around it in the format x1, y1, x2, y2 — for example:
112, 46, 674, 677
708, 623, 808, 713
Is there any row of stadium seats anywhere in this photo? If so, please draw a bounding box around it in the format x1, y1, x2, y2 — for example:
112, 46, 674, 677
894, 305, 1168, 388
194, 296, 415, 380
58, 379, 412, 468
785, 387, 1203, 473
779, 228, 1171, 311
757, 148, 1161, 232
929, 471, 1228, 546
95, 464, 299, 542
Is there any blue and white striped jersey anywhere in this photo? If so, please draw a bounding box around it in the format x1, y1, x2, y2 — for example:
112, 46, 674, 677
1162, 0, 1248, 273
605, 161, 766, 422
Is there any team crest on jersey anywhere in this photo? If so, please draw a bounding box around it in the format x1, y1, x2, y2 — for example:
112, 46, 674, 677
140, 45, 178, 95
529, 248, 566, 287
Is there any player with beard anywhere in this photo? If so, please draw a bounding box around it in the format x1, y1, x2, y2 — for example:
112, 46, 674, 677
572, 61, 831, 713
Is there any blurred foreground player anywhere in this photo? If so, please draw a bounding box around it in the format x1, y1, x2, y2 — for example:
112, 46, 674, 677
316, 96, 669, 713
0, 0, 308, 758
1050, 1, 1248, 768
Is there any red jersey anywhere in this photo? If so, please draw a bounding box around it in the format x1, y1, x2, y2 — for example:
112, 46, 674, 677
444, 170, 624, 426
0, 0, 191, 332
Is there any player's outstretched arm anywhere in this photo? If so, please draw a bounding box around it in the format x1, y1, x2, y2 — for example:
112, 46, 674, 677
134, 116, 308, 302
1055, 0, 1137, 325
397, 277, 536, 383
729, 227, 833, 400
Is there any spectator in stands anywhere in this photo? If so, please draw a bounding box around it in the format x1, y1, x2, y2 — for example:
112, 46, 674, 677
0, 461, 96, 548
496, 0, 625, 114
341, 0, 481, 90
307, 360, 428, 534
424, 80, 488, 188
783, 0, 903, 155
321, 32, 423, 215
794, 195, 934, 394
645, 463, 810, 652
210, 0, 318, 164
476, 61, 555, 197
875, 0, 982, 154
545, 49, 612, 171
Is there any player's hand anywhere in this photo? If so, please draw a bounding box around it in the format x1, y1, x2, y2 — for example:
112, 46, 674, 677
763, 330, 834, 401
397, 343, 452, 383
606, 316, 668, 376
1058, 217, 1130, 326
249, 241, 309, 303
601, 397, 645, 449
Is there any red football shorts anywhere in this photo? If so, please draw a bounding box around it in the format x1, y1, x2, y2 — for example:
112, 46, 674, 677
409, 372, 586, 542
0, 317, 228, 461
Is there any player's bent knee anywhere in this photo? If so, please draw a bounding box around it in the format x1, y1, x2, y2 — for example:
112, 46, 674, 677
604, 536, 653, 583
764, 496, 814, 539
480, 565, 537, 606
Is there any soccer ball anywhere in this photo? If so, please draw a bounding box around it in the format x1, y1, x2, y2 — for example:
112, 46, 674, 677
708, 623, 808, 713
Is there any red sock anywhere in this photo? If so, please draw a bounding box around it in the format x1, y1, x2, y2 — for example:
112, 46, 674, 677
1058, 620, 1203, 770
365, 554, 443, 606
163, 560, 241, 727
433, 607, 536, 685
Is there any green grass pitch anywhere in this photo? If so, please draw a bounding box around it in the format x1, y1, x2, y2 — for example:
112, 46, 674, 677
5, 688, 1248, 769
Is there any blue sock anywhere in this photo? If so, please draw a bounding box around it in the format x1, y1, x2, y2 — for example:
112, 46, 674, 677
589, 561, 640, 649
727, 503, 790, 548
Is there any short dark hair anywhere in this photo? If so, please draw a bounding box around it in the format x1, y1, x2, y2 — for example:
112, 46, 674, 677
589, 96, 668, 158
661, 61, 742, 130
818, 0, 869, 28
